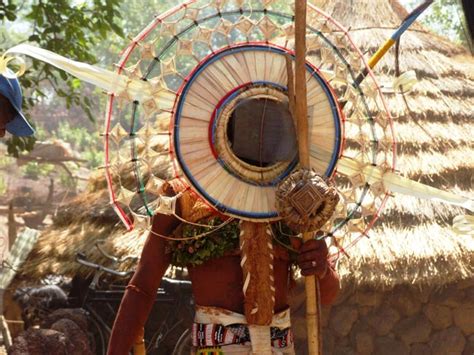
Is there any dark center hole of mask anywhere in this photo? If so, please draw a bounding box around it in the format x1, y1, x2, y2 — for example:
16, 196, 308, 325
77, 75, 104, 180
227, 98, 297, 168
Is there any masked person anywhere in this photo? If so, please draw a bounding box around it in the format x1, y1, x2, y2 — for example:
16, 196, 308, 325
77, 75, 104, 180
0, 74, 35, 138
108, 99, 340, 355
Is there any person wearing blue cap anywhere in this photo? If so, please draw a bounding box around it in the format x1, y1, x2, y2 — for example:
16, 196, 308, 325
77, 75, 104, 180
0, 73, 35, 138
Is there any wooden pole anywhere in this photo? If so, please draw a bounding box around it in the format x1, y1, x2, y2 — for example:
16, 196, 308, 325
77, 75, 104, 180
285, 54, 296, 119
295, 1, 322, 354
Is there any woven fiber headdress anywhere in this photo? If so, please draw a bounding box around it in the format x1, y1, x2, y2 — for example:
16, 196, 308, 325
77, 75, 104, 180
3, 0, 473, 249
98, 0, 395, 243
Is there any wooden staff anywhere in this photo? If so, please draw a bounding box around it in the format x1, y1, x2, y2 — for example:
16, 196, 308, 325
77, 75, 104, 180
285, 54, 296, 119
294, 0, 322, 354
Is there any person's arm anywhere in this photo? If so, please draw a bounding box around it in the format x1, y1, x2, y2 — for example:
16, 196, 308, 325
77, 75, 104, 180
296, 239, 340, 305
107, 212, 178, 355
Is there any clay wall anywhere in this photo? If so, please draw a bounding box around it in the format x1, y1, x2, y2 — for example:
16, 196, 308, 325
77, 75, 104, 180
290, 280, 474, 354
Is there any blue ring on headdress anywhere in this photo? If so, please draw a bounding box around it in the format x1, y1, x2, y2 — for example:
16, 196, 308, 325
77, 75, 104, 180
174, 44, 342, 220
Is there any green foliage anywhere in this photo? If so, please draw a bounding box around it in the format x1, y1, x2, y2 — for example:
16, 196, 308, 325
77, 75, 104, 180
82, 149, 104, 169
0, 1, 17, 22
56, 121, 91, 149
1, 0, 123, 153
55, 121, 103, 169
19, 0, 123, 115
170, 218, 241, 266
22, 161, 55, 180
0, 155, 12, 194
6, 135, 37, 157
0, 156, 12, 168
0, 175, 5, 195
58, 169, 76, 189
422, 0, 469, 46
405, 0, 469, 47
169, 218, 300, 267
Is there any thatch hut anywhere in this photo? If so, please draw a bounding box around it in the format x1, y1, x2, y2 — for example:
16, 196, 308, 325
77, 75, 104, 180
288, 1, 474, 354
7, 0, 473, 354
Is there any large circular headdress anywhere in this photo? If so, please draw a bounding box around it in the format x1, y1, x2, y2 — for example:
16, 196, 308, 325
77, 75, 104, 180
5, 0, 472, 251
102, 0, 396, 248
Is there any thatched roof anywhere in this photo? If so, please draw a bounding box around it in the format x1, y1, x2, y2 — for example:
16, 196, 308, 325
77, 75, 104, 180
17, 221, 142, 280
337, 223, 474, 290
15, 0, 474, 290
328, 0, 474, 289
16, 158, 173, 281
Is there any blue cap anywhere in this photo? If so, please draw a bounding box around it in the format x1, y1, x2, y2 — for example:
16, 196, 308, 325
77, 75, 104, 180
0, 73, 34, 136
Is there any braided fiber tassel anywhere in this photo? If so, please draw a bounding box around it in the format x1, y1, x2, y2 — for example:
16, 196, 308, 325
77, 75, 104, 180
240, 221, 275, 354
248, 325, 272, 355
